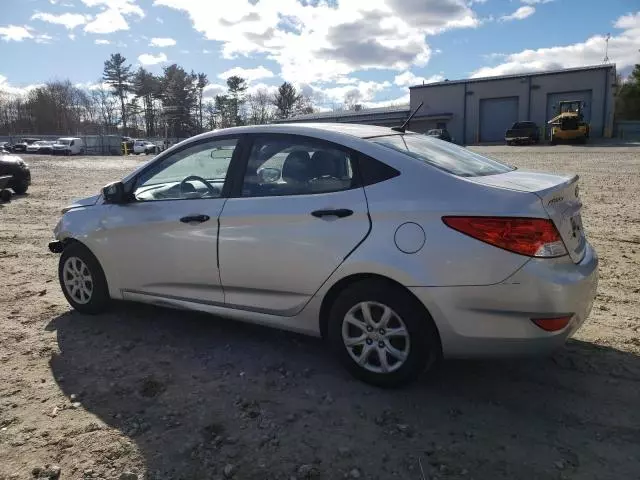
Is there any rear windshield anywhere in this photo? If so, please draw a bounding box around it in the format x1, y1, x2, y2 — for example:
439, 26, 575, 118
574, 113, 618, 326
371, 134, 514, 177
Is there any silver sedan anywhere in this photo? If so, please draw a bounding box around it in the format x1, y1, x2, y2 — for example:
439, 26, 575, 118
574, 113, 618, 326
49, 124, 598, 387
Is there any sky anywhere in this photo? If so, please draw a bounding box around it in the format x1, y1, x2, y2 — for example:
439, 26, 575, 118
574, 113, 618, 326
0, 0, 639, 109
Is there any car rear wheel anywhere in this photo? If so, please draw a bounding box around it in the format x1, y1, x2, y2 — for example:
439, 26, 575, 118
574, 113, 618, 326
58, 243, 110, 314
327, 279, 441, 387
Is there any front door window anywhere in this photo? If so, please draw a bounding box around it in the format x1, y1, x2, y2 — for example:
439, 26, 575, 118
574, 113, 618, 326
134, 138, 237, 201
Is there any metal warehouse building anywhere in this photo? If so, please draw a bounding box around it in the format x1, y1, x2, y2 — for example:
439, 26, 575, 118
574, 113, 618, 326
283, 64, 616, 144
408, 64, 616, 143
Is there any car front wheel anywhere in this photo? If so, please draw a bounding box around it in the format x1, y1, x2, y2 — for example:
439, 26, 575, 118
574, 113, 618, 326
328, 279, 441, 387
58, 243, 110, 314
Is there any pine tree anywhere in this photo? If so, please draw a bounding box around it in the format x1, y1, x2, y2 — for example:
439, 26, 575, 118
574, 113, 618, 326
102, 53, 133, 134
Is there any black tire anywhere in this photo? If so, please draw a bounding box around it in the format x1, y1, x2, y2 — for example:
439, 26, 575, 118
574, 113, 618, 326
327, 279, 441, 388
58, 242, 110, 314
0, 189, 11, 202
12, 180, 28, 195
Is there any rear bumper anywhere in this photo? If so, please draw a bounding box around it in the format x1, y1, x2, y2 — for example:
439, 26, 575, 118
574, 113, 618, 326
410, 242, 598, 358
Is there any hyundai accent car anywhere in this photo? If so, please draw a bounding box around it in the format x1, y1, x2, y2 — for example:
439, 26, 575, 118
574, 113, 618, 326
48, 123, 598, 387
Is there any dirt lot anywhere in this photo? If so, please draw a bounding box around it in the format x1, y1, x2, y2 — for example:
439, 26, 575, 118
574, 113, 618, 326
1, 146, 639, 480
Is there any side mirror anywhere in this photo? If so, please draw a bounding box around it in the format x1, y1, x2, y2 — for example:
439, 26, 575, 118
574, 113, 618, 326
258, 167, 280, 183
102, 181, 126, 204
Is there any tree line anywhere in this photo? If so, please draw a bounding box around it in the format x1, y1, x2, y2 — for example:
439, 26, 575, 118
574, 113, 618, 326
616, 65, 640, 121
0, 53, 314, 137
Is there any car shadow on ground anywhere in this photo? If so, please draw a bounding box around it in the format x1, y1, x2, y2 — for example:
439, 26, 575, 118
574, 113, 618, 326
46, 305, 640, 480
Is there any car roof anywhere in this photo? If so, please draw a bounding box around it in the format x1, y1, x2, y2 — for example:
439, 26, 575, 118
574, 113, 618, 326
200, 123, 401, 140
58, 137, 81, 140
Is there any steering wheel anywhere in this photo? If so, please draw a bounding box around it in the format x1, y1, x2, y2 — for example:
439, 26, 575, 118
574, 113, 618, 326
180, 175, 219, 198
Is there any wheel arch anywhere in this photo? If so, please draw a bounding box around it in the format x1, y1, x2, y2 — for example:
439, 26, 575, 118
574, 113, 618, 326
318, 273, 440, 344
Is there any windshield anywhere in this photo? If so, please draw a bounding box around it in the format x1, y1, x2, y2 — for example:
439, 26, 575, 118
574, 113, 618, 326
371, 134, 514, 177
426, 129, 442, 135
57, 139, 71, 145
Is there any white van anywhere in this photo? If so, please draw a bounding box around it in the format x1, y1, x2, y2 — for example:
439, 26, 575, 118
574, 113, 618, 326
53, 137, 85, 156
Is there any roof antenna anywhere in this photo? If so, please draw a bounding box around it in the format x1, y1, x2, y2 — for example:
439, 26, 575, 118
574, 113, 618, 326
392, 101, 424, 133
603, 33, 610, 63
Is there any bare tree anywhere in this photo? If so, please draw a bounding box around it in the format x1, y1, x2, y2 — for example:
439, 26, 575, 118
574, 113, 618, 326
92, 83, 119, 133
247, 88, 273, 125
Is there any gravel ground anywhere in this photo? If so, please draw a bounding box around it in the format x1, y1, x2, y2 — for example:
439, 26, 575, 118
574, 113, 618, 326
1, 146, 639, 480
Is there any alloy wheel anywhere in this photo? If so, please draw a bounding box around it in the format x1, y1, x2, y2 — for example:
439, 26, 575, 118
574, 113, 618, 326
62, 256, 94, 305
341, 301, 410, 374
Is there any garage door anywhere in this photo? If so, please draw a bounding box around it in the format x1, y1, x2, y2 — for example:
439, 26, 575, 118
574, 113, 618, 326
546, 90, 592, 124
479, 97, 519, 142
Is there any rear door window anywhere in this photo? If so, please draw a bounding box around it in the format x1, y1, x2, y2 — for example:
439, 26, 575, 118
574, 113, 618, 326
371, 134, 514, 177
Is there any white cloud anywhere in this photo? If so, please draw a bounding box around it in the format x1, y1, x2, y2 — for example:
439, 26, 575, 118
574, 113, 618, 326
202, 49, 211, 54
138, 52, 168, 65
68, 33, 76, 40
521, 0, 553, 4
472, 11, 640, 78
500, 6, 535, 21
94, 38, 110, 44
31, 12, 89, 30
218, 66, 275, 82
82, 0, 144, 34
203, 83, 227, 98
153, 0, 480, 83
302, 79, 393, 108
0, 25, 34, 42
0, 75, 43, 96
394, 71, 444, 87
149, 37, 176, 47
156, 17, 164, 24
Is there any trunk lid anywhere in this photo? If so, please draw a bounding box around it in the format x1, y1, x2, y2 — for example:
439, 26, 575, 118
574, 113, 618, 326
469, 170, 586, 263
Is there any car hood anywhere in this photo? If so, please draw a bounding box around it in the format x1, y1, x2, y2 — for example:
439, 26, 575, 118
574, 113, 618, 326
62, 193, 102, 213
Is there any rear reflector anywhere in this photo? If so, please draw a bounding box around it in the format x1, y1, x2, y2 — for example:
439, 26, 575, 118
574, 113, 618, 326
531, 315, 573, 332
442, 216, 567, 257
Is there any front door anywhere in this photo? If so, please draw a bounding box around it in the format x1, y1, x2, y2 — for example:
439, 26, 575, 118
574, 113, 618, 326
218, 134, 370, 315
100, 136, 239, 303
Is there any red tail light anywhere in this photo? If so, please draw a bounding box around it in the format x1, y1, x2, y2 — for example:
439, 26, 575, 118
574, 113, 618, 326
442, 216, 567, 257
531, 315, 573, 332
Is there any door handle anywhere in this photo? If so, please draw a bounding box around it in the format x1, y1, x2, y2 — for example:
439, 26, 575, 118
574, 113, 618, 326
180, 214, 210, 224
311, 208, 354, 218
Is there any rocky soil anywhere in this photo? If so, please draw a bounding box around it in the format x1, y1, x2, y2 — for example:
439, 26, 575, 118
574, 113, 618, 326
1, 146, 639, 479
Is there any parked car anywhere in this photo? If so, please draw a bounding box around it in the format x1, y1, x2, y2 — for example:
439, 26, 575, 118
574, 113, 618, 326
132, 139, 159, 155
11, 138, 40, 153
505, 121, 540, 145
426, 128, 452, 142
0, 150, 31, 194
26, 140, 55, 154
0, 142, 12, 152
53, 137, 85, 156
144, 142, 159, 155
48, 123, 598, 387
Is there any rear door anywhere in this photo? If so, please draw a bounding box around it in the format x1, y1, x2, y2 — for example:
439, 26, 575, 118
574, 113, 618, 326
218, 134, 370, 315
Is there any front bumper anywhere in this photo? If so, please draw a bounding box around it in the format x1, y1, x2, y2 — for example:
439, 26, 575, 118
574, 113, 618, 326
410, 242, 599, 358
48, 240, 64, 253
